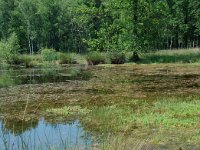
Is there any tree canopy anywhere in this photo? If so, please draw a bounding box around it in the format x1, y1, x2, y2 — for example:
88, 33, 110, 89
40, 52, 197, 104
0, 0, 199, 54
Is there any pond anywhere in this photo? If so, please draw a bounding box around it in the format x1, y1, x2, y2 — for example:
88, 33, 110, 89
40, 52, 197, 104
0, 65, 91, 88
0, 119, 95, 150
1, 64, 200, 149
0, 65, 98, 149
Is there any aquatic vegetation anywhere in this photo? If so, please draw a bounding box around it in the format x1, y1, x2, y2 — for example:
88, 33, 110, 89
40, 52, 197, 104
46, 106, 91, 116
1, 64, 200, 148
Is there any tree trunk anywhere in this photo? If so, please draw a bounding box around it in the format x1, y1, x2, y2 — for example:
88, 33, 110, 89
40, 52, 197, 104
170, 36, 173, 49
28, 35, 32, 55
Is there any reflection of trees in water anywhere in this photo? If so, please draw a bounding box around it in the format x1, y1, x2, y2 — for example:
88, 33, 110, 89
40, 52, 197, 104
0, 66, 92, 88
44, 115, 75, 126
2, 118, 38, 135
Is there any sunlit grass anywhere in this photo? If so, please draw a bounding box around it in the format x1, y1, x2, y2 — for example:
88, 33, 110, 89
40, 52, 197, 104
46, 106, 91, 116
83, 97, 200, 132
138, 98, 200, 128
139, 48, 200, 64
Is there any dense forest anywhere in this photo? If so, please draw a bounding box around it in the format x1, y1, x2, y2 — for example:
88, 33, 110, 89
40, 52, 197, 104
0, 0, 200, 54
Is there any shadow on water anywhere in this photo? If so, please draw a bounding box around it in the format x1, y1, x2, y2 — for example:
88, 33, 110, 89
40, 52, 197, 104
0, 118, 97, 150
0, 65, 92, 88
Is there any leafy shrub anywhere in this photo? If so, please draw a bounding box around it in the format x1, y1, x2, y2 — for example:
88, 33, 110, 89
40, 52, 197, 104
87, 52, 109, 65
130, 51, 140, 62
110, 52, 126, 64
41, 48, 58, 61
0, 33, 20, 64
0, 74, 13, 88
8, 55, 23, 65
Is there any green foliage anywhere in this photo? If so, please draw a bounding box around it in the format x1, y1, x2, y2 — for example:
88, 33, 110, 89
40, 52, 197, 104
0, 0, 200, 56
58, 52, 88, 65
130, 51, 140, 62
0, 74, 13, 88
19, 55, 42, 68
0, 33, 20, 64
58, 53, 73, 64
139, 49, 200, 64
41, 48, 58, 61
58, 53, 78, 64
87, 51, 110, 65
110, 52, 126, 64
137, 99, 200, 128
84, 105, 135, 132
83, 98, 200, 133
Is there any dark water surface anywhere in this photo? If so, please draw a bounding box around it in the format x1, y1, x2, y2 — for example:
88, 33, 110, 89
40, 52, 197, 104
0, 65, 91, 88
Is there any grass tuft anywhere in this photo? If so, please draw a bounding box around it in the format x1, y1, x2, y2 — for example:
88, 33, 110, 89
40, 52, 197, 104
87, 51, 110, 65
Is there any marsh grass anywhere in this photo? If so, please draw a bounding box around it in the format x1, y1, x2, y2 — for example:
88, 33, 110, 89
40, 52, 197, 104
82, 97, 200, 134
3, 48, 200, 68
137, 98, 200, 128
58, 53, 87, 65
100, 134, 152, 150
83, 105, 136, 132
87, 52, 110, 65
19, 55, 42, 68
139, 48, 200, 64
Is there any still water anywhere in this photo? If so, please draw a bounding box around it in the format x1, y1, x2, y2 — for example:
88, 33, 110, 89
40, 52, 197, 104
0, 65, 91, 88
0, 118, 95, 150
0, 66, 97, 150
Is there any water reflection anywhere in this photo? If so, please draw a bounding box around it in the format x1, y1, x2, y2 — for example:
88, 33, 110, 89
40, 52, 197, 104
0, 65, 92, 88
0, 118, 95, 150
